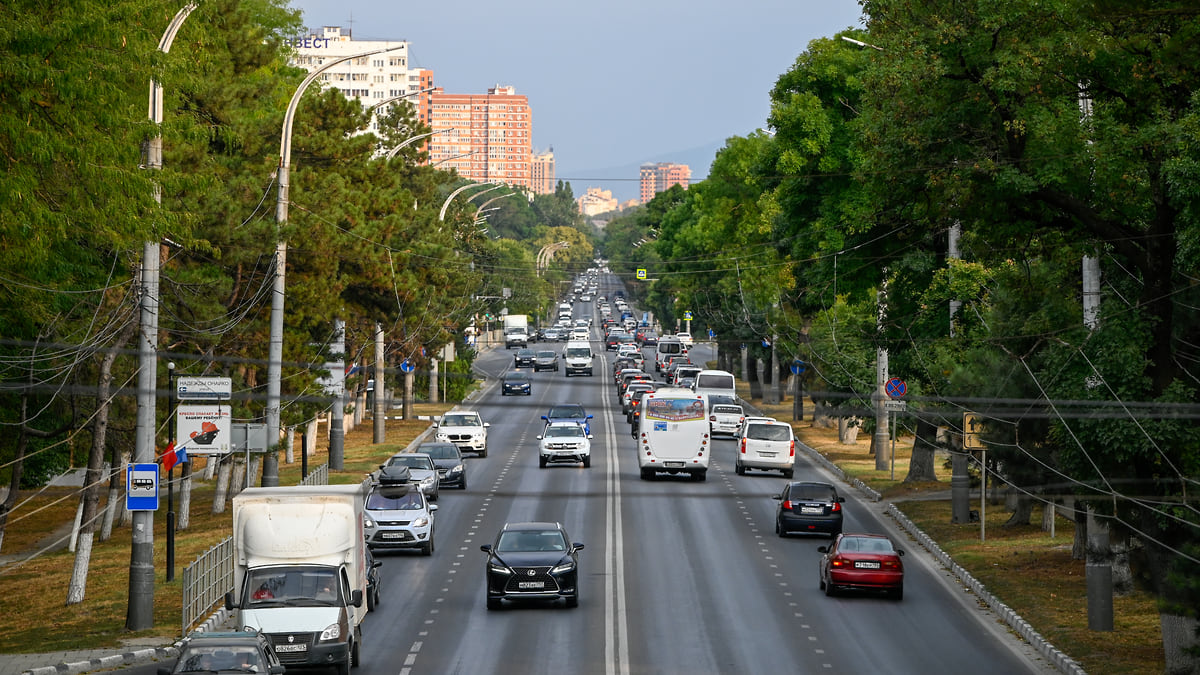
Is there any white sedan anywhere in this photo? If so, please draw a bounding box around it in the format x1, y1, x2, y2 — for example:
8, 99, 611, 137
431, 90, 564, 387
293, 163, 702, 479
675, 332, 694, 347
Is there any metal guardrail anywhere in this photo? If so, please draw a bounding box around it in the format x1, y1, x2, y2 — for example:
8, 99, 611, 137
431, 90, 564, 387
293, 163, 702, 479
300, 463, 329, 486
181, 536, 234, 637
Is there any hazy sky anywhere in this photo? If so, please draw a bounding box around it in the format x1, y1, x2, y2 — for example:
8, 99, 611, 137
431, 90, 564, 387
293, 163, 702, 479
286, 0, 865, 197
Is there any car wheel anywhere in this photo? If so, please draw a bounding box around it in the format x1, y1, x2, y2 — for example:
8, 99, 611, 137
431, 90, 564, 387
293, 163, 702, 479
479, 445, 488, 458
783, 468, 794, 479
421, 535, 434, 556
735, 461, 745, 476
775, 518, 783, 536
486, 597, 502, 611
501, 391, 508, 396
823, 576, 837, 597
694, 470, 707, 482
539, 455, 548, 468
367, 586, 376, 612
892, 585, 904, 601
582, 455, 591, 468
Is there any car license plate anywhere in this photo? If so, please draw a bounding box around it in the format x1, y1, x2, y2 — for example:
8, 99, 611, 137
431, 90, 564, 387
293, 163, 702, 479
664, 461, 685, 468
381, 532, 404, 540
274, 644, 307, 653
855, 561, 881, 569
518, 581, 544, 589
800, 506, 823, 514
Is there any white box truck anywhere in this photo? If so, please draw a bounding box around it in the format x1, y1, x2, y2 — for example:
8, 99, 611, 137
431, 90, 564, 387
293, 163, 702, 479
225, 484, 369, 675
503, 314, 529, 349
636, 387, 711, 481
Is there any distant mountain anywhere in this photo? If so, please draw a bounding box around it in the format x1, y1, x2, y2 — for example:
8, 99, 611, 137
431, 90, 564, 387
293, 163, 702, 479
559, 139, 726, 204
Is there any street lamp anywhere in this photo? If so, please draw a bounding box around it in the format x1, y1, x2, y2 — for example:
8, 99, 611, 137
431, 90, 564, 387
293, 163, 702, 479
439, 181, 505, 221
265, 43, 406, 487
385, 129, 449, 160
536, 241, 570, 277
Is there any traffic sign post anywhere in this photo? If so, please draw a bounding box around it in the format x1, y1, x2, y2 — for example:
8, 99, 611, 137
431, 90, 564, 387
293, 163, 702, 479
963, 412, 985, 449
883, 378, 907, 480
790, 360, 806, 422
885, 377, 907, 399
125, 463, 159, 511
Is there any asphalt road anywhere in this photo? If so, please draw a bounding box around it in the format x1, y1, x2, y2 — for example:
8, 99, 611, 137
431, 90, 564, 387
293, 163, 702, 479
120, 282, 1058, 675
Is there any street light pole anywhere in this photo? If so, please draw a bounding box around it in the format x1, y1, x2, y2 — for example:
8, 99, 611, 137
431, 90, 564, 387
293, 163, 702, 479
438, 182, 504, 221
129, 1, 196, 632
265, 44, 406, 488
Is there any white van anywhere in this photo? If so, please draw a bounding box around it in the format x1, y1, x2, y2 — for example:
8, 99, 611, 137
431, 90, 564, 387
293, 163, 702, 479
654, 338, 687, 372
736, 419, 796, 477
562, 340, 594, 376
692, 369, 736, 403
636, 388, 710, 481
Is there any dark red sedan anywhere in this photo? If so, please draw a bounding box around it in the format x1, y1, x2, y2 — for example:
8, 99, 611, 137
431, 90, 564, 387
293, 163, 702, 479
818, 533, 905, 600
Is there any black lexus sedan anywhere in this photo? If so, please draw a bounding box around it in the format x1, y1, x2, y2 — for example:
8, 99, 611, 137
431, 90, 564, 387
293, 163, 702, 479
480, 522, 583, 610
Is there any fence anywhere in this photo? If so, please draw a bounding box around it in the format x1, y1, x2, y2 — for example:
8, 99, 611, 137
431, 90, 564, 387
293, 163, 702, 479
180, 536, 234, 636
180, 463, 329, 635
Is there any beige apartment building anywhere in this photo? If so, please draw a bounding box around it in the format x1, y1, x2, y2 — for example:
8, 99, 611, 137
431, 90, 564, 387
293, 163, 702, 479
578, 187, 619, 216
639, 162, 691, 203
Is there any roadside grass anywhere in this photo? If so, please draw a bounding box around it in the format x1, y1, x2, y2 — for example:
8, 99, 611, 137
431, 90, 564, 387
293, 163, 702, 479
740, 385, 1164, 674
0, 403, 454, 652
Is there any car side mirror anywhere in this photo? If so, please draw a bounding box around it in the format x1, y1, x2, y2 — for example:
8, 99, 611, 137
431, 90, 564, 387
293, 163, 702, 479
480, 544, 493, 553
571, 543, 585, 552
771, 495, 781, 500
536, 435, 544, 440
541, 415, 549, 421
816, 546, 829, 554
483, 422, 491, 428
587, 414, 594, 419
224, 590, 239, 611
429, 504, 438, 512
350, 589, 363, 607
837, 497, 845, 503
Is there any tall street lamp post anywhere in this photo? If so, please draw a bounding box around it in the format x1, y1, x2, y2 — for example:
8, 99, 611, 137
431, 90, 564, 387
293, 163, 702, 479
265, 44, 405, 488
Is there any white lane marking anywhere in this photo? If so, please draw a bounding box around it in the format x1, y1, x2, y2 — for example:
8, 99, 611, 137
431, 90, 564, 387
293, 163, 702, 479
604, 357, 630, 675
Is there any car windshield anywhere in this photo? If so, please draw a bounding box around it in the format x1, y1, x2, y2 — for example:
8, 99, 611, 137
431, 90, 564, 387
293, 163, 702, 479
747, 424, 792, 441
497, 530, 567, 552
367, 490, 424, 510
537, 351, 555, 358
441, 414, 479, 426
839, 537, 895, 554
548, 405, 585, 418
545, 425, 584, 438
387, 455, 434, 470
420, 444, 459, 460
244, 568, 339, 606
505, 373, 529, 381
790, 484, 838, 501
175, 646, 265, 673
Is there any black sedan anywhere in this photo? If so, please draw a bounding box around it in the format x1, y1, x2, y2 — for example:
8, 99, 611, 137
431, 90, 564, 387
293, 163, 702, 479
513, 348, 537, 368
501, 371, 532, 396
773, 481, 845, 537
418, 441, 467, 489
533, 349, 559, 372
480, 521, 584, 610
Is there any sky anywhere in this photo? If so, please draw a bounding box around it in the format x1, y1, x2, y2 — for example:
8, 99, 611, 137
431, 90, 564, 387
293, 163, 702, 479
286, 0, 865, 201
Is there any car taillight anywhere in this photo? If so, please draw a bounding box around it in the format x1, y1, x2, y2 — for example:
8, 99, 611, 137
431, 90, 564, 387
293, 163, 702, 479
830, 501, 841, 513
789, 440, 795, 457
709, 415, 716, 421
830, 556, 849, 569
781, 500, 794, 510
740, 438, 746, 454
883, 558, 902, 570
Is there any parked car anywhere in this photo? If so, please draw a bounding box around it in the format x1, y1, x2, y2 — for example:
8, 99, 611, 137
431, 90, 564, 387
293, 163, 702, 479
513, 348, 537, 368
435, 410, 489, 457
533, 350, 560, 372
818, 533, 905, 599
380, 452, 440, 501
364, 484, 437, 555
418, 441, 466, 490
160, 631, 285, 675
774, 481, 845, 537
537, 421, 592, 468
501, 371, 532, 396
480, 522, 584, 609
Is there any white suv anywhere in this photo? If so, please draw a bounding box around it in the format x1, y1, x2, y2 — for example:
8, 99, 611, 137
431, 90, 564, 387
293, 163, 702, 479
736, 420, 796, 477
435, 410, 490, 457
537, 422, 592, 468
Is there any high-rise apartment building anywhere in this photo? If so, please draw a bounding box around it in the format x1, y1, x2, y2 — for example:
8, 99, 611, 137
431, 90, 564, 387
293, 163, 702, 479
427, 86, 533, 189
291, 27, 428, 136
531, 149, 556, 195
639, 162, 691, 203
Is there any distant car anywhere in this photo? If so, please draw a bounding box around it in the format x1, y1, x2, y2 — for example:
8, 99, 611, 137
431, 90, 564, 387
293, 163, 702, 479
708, 403, 745, 436
818, 533, 905, 599
537, 421, 592, 468
513, 348, 537, 368
640, 331, 659, 346
605, 332, 631, 350
675, 332, 694, 347
533, 350, 560, 372
364, 484, 437, 555
774, 481, 844, 537
501, 371, 532, 396
435, 410, 489, 457
418, 441, 466, 490
381, 452, 440, 501
480, 521, 584, 610
622, 381, 655, 414
364, 546, 383, 611
541, 403, 593, 434
160, 631, 285, 675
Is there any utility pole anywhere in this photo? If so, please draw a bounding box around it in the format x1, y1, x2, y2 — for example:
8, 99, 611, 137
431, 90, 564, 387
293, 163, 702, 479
328, 319, 345, 470
373, 323, 385, 443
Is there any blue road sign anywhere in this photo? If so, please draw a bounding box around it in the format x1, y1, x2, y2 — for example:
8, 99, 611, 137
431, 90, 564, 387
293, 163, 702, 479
885, 377, 907, 398
708, 329, 715, 338
790, 360, 806, 375
400, 360, 416, 373
126, 463, 159, 511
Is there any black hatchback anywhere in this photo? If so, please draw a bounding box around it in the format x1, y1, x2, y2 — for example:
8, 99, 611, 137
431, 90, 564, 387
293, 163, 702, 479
773, 481, 845, 538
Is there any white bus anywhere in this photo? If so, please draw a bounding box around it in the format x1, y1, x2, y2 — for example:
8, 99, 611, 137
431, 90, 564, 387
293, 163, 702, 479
636, 388, 710, 481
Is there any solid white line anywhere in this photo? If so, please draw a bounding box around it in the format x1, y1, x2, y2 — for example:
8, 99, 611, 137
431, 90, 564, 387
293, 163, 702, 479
604, 363, 629, 675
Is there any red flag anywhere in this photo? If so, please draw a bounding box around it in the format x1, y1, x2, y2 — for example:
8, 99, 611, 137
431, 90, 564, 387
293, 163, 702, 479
162, 442, 186, 473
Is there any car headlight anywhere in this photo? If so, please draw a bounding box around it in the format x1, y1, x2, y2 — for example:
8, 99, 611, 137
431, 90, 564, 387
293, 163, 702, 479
550, 561, 576, 575
412, 516, 430, 528
436, 433, 448, 441
319, 622, 342, 641
488, 562, 513, 575
447, 464, 464, 475
363, 517, 376, 529
421, 476, 436, 488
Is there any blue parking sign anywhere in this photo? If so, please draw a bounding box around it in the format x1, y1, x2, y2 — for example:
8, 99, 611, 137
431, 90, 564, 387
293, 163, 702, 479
126, 463, 159, 511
